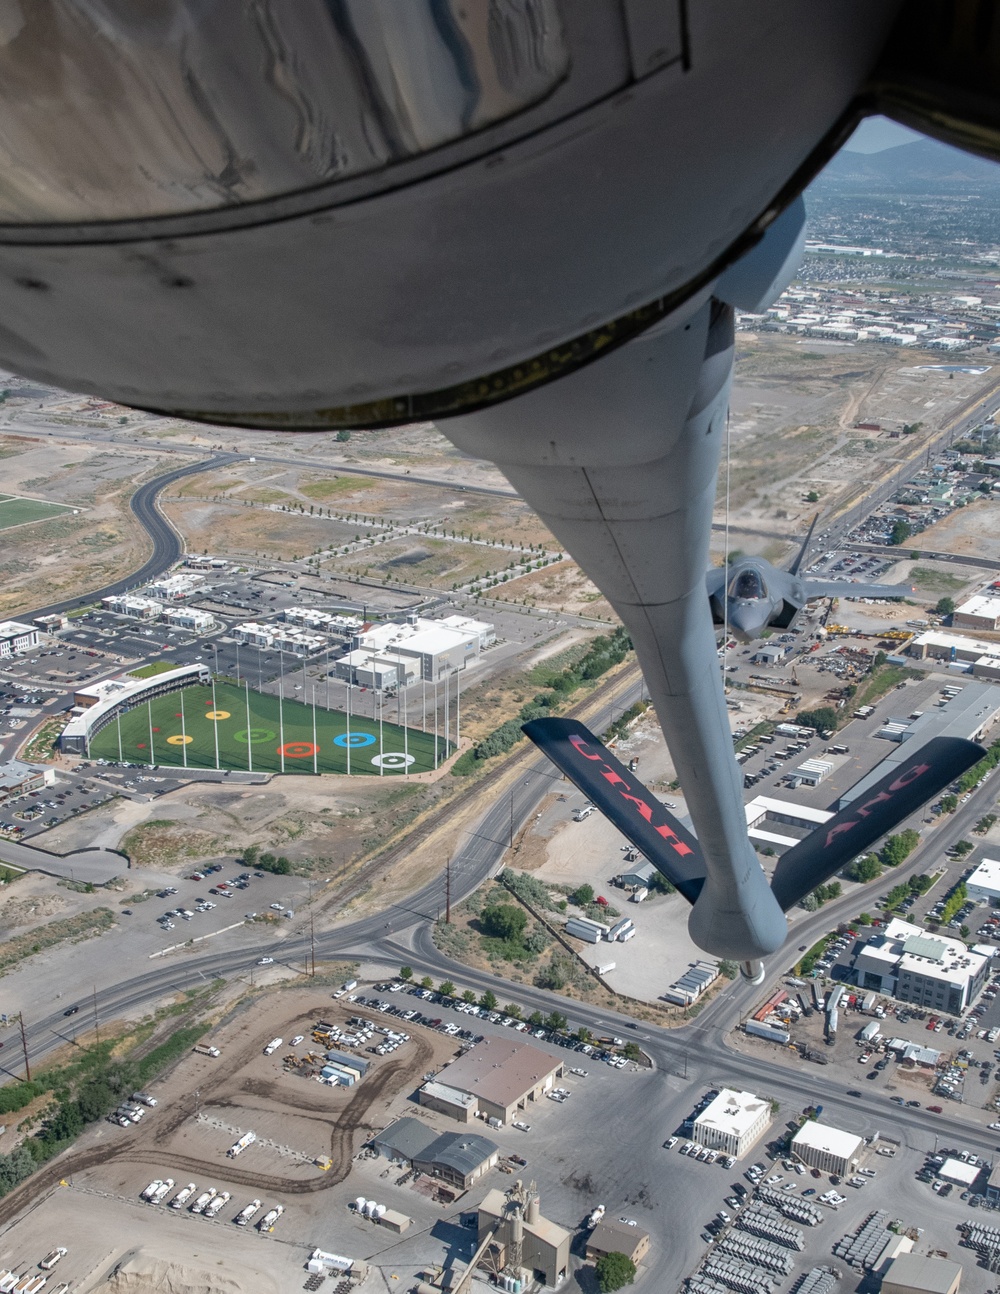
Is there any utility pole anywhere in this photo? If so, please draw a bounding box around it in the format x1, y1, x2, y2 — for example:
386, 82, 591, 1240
18, 1013, 30, 1081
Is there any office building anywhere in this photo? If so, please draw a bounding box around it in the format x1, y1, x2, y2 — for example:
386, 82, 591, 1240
692, 1088, 771, 1159
790, 1121, 863, 1177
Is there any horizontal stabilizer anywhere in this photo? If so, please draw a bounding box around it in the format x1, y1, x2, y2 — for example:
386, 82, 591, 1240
522, 717, 706, 902
769, 736, 984, 912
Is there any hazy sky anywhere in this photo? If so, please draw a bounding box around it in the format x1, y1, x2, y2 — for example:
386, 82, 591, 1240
843, 116, 923, 153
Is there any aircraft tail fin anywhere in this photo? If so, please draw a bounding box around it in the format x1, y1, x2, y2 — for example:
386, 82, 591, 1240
521, 717, 706, 902
788, 512, 819, 576
769, 736, 984, 911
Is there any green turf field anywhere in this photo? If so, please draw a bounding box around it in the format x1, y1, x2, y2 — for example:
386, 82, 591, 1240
0, 496, 77, 529
88, 681, 449, 776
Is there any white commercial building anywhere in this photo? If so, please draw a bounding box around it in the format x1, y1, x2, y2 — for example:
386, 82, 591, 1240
145, 572, 205, 600
102, 594, 164, 620
968, 858, 1000, 905
852, 917, 988, 1015
692, 1088, 771, 1159
790, 1121, 863, 1177
163, 607, 215, 633
0, 620, 39, 656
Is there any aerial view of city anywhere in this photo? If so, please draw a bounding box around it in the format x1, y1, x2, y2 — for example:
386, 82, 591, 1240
4, 10, 1000, 1294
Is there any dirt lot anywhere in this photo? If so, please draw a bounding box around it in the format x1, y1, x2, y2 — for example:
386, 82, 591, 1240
0, 989, 468, 1293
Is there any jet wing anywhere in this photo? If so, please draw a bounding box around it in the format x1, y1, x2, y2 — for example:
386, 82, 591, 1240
769, 736, 984, 911
801, 579, 913, 601
522, 717, 706, 902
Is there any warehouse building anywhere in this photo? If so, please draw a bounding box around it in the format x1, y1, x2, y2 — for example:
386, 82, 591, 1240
967, 858, 1000, 905
954, 594, 1000, 632
419, 1038, 563, 1126
692, 1088, 771, 1159
790, 1121, 863, 1177
0, 620, 38, 657
881, 1254, 961, 1294
586, 1220, 650, 1267
371, 1117, 498, 1189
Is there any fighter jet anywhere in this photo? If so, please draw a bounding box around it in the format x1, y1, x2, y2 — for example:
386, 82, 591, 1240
0, 2, 994, 978
707, 519, 914, 642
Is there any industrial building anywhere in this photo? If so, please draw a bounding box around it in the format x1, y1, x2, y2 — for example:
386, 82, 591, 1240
967, 858, 1000, 905
0, 759, 56, 804
790, 1121, 863, 1177
477, 1183, 570, 1288
954, 594, 1000, 632
0, 620, 39, 657
60, 663, 211, 755
370, 1117, 498, 1189
881, 1253, 961, 1294
418, 1038, 563, 1126
839, 682, 1000, 809
852, 917, 988, 1014
692, 1088, 771, 1159
585, 1219, 650, 1267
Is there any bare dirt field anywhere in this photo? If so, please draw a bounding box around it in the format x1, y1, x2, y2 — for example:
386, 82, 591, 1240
0, 989, 469, 1294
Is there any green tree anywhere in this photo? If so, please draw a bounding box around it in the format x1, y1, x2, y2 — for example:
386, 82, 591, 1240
571, 883, 595, 906
439, 981, 456, 998
480, 989, 498, 1011
718, 960, 738, 980
847, 854, 883, 883
935, 596, 955, 616
795, 706, 838, 733
480, 903, 528, 942
596, 1251, 637, 1292
399, 966, 413, 981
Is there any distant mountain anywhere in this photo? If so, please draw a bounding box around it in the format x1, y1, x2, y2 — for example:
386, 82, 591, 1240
813, 136, 1000, 192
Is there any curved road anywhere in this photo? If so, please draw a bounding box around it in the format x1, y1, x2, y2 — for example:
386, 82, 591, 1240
28, 453, 238, 620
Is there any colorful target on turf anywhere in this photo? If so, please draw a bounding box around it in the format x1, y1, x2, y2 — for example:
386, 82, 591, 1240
333, 731, 376, 748
167, 734, 193, 745
371, 752, 415, 769
205, 710, 231, 720
235, 728, 276, 744
279, 741, 318, 759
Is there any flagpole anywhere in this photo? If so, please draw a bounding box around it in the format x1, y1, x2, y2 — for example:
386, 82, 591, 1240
211, 675, 220, 770
245, 679, 253, 773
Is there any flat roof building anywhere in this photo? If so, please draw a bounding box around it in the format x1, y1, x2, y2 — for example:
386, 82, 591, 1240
955, 594, 1000, 632
0, 620, 38, 657
693, 1088, 771, 1159
968, 858, 1000, 905
882, 1253, 961, 1294
420, 1038, 562, 1126
586, 1220, 650, 1267
791, 1121, 863, 1177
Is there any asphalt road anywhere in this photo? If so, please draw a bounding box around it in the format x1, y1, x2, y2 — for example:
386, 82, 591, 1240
27, 453, 238, 619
